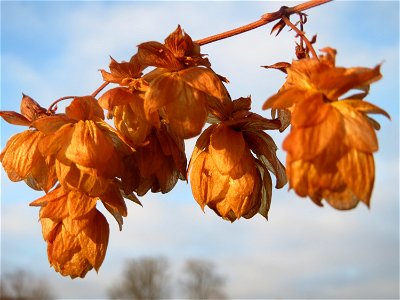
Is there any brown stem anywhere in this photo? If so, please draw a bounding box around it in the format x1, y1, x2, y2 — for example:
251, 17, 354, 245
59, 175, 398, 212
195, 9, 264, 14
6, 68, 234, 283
195, 0, 332, 46
47, 96, 76, 114
281, 15, 318, 59
91, 81, 110, 97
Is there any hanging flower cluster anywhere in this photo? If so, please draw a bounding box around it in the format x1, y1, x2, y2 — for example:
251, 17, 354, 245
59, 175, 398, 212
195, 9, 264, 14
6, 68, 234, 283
189, 97, 286, 221
263, 48, 390, 209
0, 3, 390, 278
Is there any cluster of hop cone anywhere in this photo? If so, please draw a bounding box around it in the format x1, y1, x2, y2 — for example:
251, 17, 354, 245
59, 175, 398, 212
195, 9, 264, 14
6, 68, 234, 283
0, 26, 389, 278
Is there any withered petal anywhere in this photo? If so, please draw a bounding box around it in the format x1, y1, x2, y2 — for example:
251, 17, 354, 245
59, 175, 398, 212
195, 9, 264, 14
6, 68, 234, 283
99, 183, 127, 218
283, 106, 343, 161
323, 188, 360, 210
20, 94, 48, 121
26, 155, 57, 193
98, 87, 143, 111
79, 210, 109, 272
332, 102, 379, 152
38, 123, 74, 157
113, 104, 151, 147
67, 190, 98, 220
145, 71, 208, 138
244, 131, 287, 188
65, 120, 115, 169
291, 94, 332, 127
316, 65, 382, 100
40, 217, 60, 242
337, 149, 374, 206
340, 99, 390, 120
137, 41, 183, 70
256, 163, 272, 220
101, 56, 142, 84
188, 124, 216, 170
263, 87, 309, 110
1, 130, 43, 181
209, 124, 247, 177
66, 96, 104, 121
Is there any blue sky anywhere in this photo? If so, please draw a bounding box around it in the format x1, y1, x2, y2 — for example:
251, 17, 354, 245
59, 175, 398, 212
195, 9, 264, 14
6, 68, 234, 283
1, 1, 399, 299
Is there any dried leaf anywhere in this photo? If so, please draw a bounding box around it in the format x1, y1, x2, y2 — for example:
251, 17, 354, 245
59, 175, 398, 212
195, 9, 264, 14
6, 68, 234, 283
101, 56, 142, 84
20, 94, 48, 121
262, 62, 291, 74
270, 19, 286, 36
0, 111, 30, 126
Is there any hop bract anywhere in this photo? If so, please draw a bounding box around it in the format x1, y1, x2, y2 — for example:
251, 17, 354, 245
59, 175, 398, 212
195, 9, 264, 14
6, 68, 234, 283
263, 48, 390, 209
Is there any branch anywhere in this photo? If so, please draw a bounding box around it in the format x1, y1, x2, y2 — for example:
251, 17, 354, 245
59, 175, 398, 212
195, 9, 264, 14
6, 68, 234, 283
47, 96, 76, 114
195, 0, 332, 46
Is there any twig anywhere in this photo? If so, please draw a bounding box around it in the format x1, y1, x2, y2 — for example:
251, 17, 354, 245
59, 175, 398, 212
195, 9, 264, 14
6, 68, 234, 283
47, 96, 76, 114
281, 15, 318, 59
91, 81, 110, 97
195, 0, 332, 46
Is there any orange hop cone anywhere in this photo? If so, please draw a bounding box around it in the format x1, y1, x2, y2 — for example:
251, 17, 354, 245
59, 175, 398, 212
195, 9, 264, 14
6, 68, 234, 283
190, 123, 262, 221
263, 48, 390, 209
133, 124, 187, 196
144, 66, 230, 139
99, 56, 151, 146
0, 95, 57, 192
30, 187, 122, 278
39, 209, 109, 278
134, 26, 231, 139
189, 98, 285, 221
32, 96, 133, 197
99, 87, 151, 147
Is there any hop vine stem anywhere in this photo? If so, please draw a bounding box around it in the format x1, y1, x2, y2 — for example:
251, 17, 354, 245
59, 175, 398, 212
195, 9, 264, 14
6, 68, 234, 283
281, 15, 318, 60
47, 96, 76, 114
195, 0, 332, 46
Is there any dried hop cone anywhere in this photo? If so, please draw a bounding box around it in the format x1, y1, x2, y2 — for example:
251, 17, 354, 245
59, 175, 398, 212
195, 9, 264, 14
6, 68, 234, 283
189, 97, 287, 221
137, 25, 231, 139
99, 56, 188, 196
32, 96, 132, 197
263, 48, 390, 210
30, 187, 110, 278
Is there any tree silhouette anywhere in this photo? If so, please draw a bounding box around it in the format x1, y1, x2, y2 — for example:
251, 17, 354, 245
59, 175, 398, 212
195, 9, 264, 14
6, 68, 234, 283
180, 259, 227, 299
108, 257, 170, 299
0, 269, 55, 300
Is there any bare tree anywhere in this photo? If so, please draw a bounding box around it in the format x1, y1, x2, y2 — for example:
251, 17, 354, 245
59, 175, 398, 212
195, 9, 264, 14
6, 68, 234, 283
0, 269, 55, 299
180, 259, 228, 299
108, 257, 170, 299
